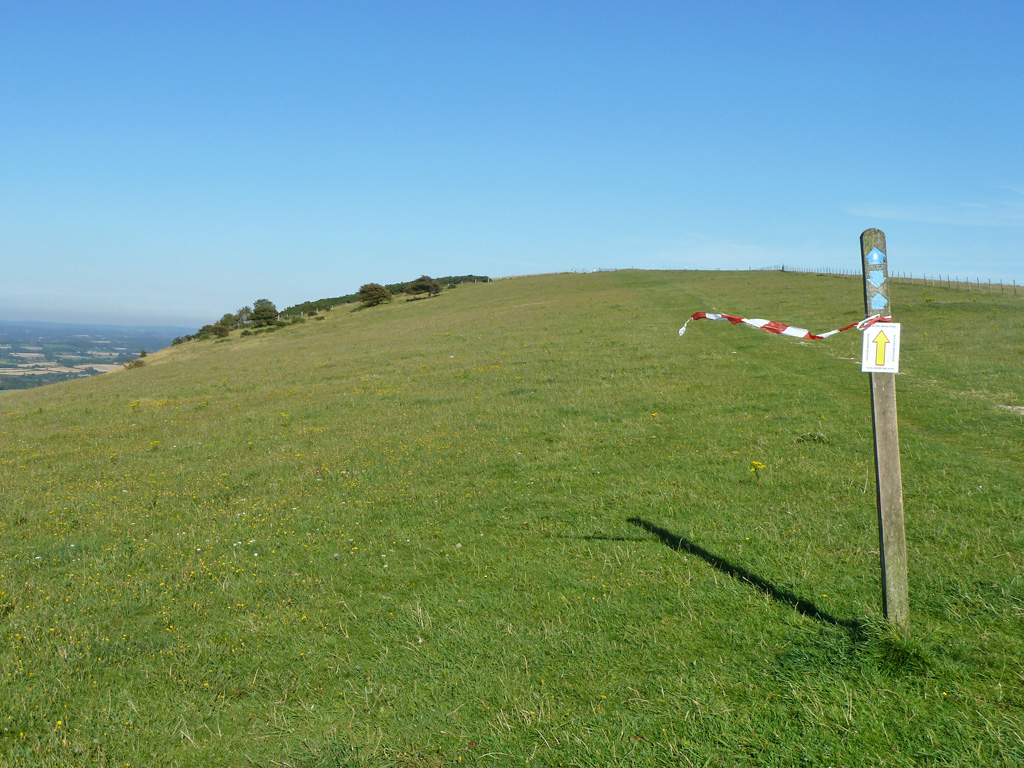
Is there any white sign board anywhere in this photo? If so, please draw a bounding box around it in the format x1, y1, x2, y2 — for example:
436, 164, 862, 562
862, 322, 901, 373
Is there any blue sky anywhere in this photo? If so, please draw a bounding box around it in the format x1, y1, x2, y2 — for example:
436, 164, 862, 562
2, 1, 1022, 327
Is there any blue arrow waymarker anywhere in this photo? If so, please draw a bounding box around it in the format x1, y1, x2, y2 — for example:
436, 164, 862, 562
867, 247, 885, 266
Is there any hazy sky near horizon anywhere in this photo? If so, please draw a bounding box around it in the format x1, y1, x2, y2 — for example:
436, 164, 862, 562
3, 1, 1022, 328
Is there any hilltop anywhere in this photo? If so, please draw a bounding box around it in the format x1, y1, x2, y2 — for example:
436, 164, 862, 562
2, 271, 1022, 766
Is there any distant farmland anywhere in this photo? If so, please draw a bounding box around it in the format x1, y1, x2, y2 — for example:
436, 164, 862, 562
0, 321, 189, 390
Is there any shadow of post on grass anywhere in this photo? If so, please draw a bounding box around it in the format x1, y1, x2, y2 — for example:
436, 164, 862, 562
628, 517, 863, 634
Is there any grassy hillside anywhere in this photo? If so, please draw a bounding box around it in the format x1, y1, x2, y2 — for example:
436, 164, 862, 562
2, 270, 1022, 766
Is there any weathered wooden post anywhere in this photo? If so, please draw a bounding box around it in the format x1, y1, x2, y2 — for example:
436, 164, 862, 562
860, 229, 909, 629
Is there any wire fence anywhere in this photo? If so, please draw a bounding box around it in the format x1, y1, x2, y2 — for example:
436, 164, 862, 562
757, 265, 1021, 297
496, 266, 1021, 297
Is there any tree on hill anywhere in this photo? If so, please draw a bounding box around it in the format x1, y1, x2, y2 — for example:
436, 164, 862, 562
251, 299, 279, 327
358, 283, 392, 307
405, 275, 442, 298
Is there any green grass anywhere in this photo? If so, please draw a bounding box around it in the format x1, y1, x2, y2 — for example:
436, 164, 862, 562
2, 270, 1022, 766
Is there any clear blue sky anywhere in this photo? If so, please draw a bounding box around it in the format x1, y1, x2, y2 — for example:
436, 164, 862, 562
3, 1, 1022, 327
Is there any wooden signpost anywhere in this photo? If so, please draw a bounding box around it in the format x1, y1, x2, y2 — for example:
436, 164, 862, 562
860, 229, 909, 629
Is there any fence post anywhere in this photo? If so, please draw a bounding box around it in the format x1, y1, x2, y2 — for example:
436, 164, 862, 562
861, 229, 909, 630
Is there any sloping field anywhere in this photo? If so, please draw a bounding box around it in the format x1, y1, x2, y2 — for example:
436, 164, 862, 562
2, 270, 1022, 766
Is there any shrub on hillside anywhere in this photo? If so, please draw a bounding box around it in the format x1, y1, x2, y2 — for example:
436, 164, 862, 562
358, 283, 392, 307
405, 275, 442, 298
251, 299, 279, 328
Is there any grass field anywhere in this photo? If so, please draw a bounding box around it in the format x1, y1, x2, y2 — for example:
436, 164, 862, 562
2, 270, 1022, 766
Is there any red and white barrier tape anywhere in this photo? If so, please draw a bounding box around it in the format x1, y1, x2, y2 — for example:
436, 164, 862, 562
678, 312, 890, 340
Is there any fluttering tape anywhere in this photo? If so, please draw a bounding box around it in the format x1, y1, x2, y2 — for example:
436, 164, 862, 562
678, 312, 890, 339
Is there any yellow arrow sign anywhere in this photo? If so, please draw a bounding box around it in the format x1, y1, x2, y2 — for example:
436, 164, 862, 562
861, 322, 900, 373
873, 329, 890, 366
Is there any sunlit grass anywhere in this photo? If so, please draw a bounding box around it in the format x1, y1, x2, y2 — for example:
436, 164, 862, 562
2, 271, 1022, 765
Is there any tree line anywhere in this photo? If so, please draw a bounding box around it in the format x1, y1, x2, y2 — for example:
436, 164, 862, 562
279, 274, 489, 316
174, 275, 490, 345
173, 298, 288, 344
